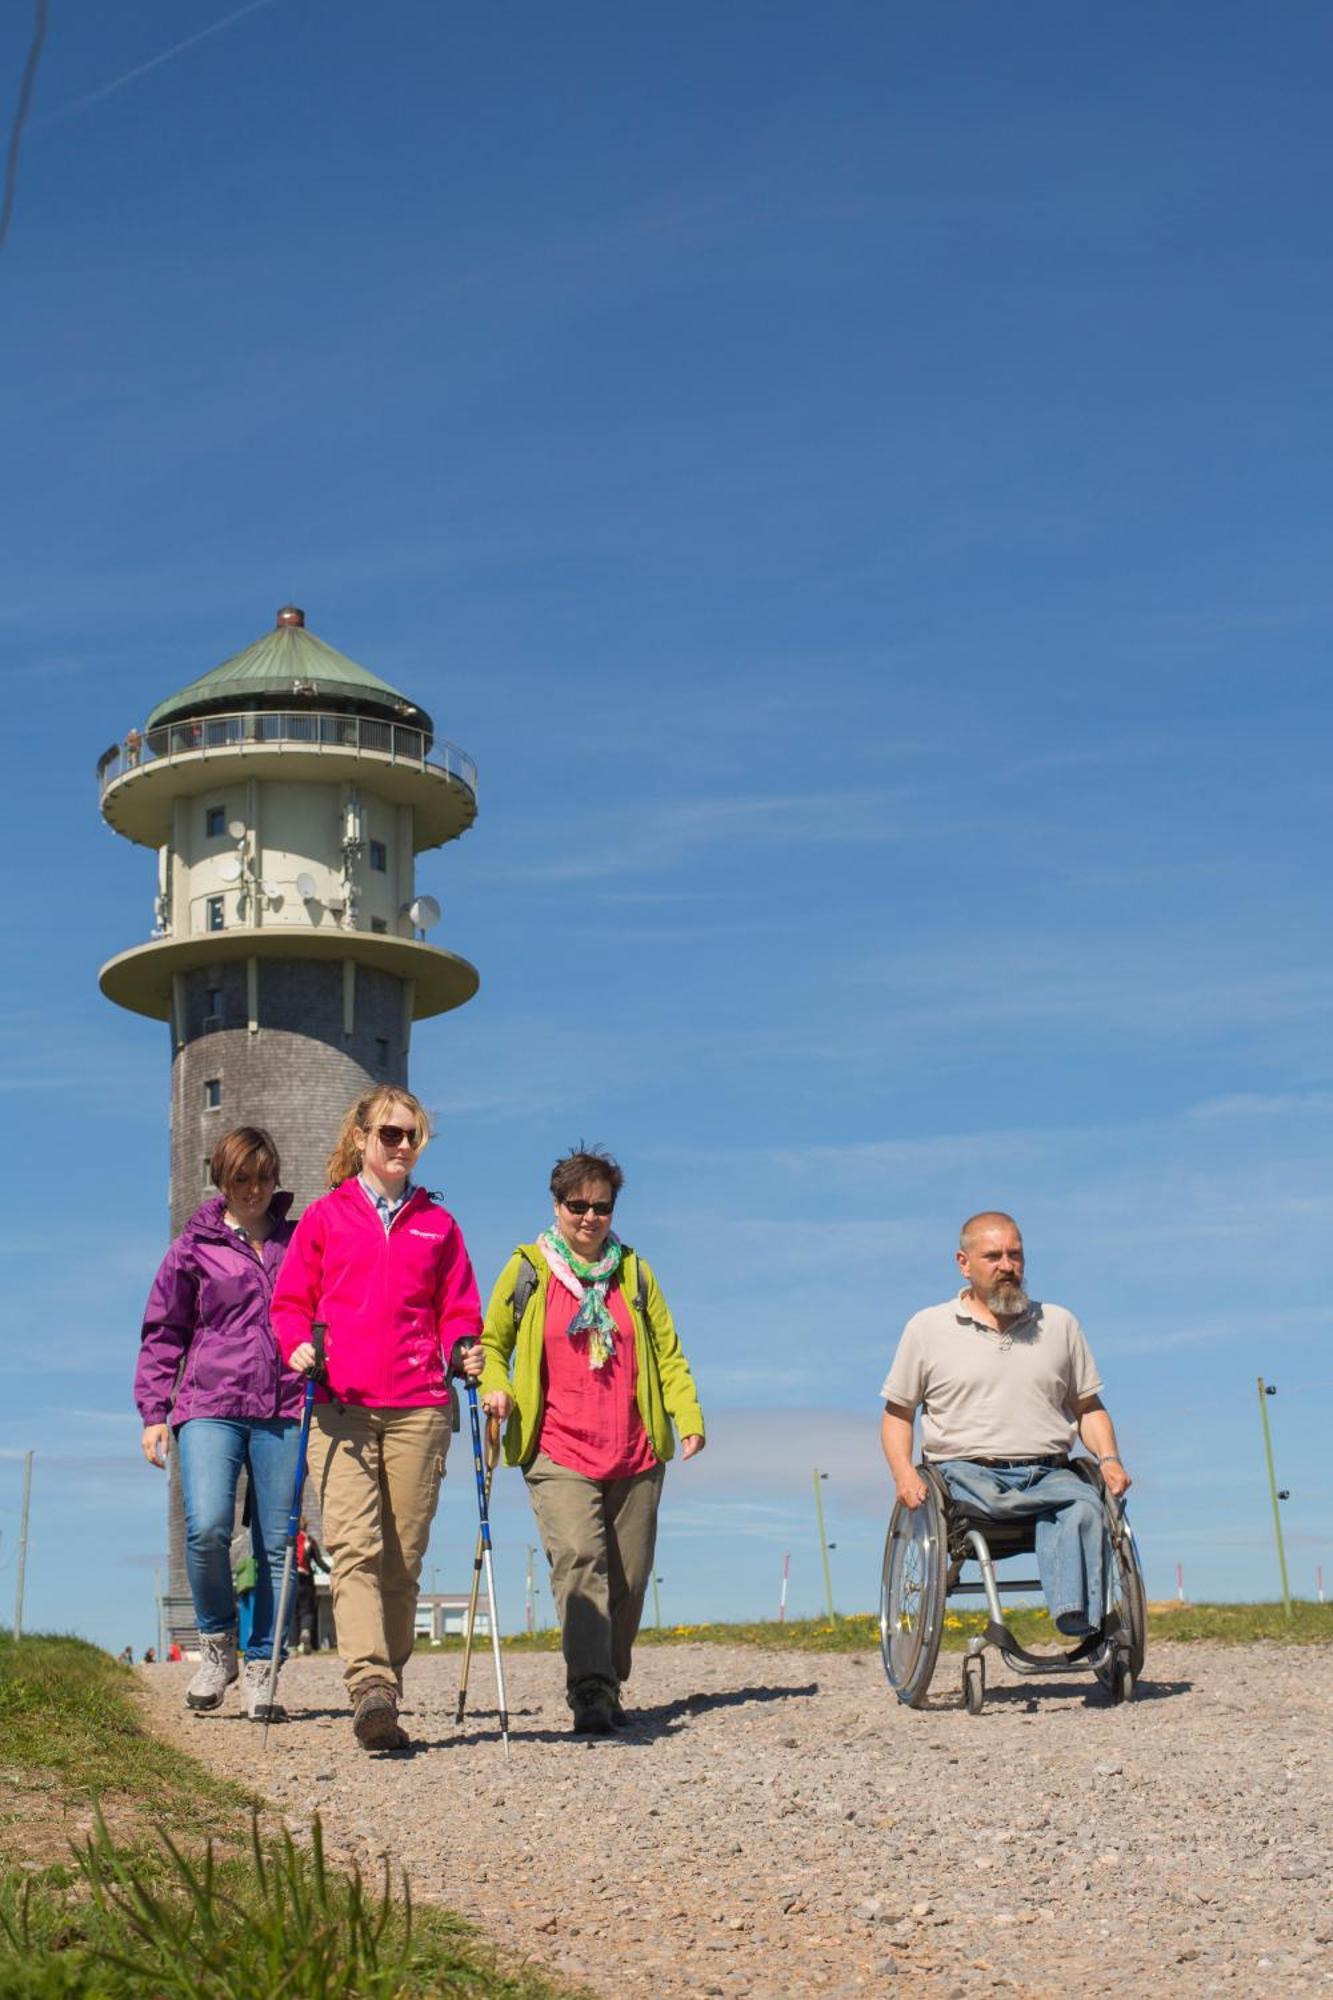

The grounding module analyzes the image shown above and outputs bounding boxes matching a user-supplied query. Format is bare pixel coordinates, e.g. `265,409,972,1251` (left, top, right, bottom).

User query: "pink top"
271,1179,482,1408
537,1274,658,1479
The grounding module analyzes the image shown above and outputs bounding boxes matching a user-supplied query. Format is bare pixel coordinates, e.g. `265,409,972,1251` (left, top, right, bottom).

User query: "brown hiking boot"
352,1680,408,1752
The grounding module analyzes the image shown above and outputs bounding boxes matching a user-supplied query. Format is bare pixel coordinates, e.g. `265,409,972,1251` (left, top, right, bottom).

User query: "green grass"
0,1634,576,2000
420,1600,1333,1656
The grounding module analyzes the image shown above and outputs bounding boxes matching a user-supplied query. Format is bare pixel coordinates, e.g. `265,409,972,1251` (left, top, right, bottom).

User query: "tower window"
203,1079,221,1109
205,805,226,838
205,896,225,932
370,917,387,934
375,1038,389,1069
369,839,387,872
203,1156,212,1189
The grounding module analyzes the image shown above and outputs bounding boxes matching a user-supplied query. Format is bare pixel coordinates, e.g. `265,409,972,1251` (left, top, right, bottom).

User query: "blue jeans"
176,1418,302,1660
936,1460,1106,1636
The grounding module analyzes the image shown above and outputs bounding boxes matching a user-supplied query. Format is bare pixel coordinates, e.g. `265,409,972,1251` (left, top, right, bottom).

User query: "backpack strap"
623,1245,648,1319
510,1253,539,1331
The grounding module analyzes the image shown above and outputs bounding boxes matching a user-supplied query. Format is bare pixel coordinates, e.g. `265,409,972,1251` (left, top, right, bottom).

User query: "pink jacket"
270,1179,482,1409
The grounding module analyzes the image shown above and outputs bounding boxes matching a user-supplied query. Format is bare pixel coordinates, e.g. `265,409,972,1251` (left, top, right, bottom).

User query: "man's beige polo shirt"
880,1292,1102,1461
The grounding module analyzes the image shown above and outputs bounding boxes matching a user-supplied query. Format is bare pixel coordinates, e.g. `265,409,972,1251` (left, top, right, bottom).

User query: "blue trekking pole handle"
466,1374,492,1553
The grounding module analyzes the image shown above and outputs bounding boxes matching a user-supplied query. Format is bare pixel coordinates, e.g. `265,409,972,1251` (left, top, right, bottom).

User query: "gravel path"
136,1642,1333,1997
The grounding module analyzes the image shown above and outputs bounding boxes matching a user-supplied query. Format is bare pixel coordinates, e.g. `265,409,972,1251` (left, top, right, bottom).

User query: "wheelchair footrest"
987,1621,1107,1674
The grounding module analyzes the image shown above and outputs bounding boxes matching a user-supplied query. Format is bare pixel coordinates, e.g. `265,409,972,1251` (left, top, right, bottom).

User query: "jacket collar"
186,1190,295,1244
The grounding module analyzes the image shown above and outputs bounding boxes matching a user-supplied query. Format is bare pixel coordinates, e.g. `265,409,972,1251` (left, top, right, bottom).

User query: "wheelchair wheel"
879,1473,947,1708
1108,1648,1135,1705
1074,1465,1147,1695
962,1653,985,1716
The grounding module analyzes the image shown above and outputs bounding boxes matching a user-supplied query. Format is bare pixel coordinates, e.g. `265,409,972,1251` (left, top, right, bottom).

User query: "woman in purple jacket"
134,1126,302,1721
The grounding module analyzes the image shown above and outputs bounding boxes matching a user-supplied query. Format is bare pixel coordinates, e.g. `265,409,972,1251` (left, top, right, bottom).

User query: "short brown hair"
549,1145,624,1207
210,1125,281,1193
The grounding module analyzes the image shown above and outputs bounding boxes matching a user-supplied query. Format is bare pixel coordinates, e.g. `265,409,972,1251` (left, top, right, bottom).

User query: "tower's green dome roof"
146,608,432,735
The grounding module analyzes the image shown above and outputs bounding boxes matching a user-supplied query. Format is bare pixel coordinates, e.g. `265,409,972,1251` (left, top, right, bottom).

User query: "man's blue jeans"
935,1460,1106,1637
176,1418,302,1660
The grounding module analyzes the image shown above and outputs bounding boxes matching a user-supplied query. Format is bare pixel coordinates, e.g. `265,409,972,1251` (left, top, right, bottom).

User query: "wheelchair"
879,1457,1146,1713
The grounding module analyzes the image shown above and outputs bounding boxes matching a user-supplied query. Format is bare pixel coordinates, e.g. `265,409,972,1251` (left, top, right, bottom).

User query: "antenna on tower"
406,895,441,937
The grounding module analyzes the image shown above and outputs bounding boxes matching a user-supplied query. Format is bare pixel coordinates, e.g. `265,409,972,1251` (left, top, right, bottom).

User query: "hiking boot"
243,1656,284,1723
609,1694,629,1729
185,1631,238,1712
571,1692,615,1735
352,1681,408,1752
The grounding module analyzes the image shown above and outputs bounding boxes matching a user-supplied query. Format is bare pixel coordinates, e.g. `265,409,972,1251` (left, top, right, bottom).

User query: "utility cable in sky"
33,0,278,132
0,0,49,256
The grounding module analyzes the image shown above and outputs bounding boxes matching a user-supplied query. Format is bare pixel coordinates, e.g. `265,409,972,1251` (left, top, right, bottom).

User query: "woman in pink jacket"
271,1085,483,1752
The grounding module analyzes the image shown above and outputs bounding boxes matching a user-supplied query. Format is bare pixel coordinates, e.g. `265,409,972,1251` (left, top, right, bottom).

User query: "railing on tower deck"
96,708,478,801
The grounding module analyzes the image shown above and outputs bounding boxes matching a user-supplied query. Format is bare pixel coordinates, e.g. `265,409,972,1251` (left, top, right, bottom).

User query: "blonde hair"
325,1086,432,1188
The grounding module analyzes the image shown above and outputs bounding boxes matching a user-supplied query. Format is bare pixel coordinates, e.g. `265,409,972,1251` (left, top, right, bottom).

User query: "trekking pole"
462,1354,510,1760
456,1409,501,1724
263,1324,327,1748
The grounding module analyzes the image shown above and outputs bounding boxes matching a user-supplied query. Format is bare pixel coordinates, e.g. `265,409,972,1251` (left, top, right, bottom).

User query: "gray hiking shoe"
352,1680,408,1752
243,1656,284,1723
185,1631,238,1711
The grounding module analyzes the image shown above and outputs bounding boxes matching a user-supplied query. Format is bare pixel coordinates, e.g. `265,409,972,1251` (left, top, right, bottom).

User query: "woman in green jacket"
480,1146,704,1735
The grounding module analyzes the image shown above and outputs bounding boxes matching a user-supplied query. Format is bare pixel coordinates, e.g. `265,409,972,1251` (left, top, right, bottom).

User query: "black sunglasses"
562,1198,614,1217
375,1124,420,1149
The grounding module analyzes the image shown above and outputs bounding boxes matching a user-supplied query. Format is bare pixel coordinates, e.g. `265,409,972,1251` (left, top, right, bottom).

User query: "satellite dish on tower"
217,855,242,883
261,880,280,899
296,872,317,900
227,818,246,840
408,895,441,930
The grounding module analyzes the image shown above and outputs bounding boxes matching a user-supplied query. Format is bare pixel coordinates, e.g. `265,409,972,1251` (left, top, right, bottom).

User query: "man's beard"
981,1277,1029,1317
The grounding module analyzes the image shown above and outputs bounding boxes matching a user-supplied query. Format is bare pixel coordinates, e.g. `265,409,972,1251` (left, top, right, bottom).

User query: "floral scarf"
538,1228,623,1370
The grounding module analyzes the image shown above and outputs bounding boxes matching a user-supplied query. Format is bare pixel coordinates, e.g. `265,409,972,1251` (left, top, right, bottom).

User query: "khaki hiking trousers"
307,1403,450,1701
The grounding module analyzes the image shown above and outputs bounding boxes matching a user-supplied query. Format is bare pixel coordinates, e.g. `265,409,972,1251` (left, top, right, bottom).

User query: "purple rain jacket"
133,1193,302,1427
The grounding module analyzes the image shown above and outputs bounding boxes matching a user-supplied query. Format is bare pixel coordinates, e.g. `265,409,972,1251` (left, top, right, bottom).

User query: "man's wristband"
1094,1454,1122,1466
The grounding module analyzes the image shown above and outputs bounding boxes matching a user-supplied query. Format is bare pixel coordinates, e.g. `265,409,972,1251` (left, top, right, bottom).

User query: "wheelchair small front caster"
962,1653,985,1715
1109,1647,1135,1705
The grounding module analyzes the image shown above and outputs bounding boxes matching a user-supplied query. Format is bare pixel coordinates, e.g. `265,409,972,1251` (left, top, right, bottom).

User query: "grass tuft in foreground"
0,1633,574,2000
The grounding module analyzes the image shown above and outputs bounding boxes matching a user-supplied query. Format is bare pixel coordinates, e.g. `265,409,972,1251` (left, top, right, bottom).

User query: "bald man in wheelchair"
880,1211,1130,1641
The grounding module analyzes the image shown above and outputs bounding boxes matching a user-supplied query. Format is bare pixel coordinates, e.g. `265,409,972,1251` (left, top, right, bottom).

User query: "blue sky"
1,1,1330,1651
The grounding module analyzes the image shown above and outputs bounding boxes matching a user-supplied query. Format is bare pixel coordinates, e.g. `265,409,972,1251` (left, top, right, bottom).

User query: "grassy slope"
0,1634,575,2000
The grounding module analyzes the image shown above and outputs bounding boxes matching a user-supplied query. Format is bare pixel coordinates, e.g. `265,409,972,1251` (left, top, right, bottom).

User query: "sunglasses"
375,1124,419,1149
562,1198,614,1217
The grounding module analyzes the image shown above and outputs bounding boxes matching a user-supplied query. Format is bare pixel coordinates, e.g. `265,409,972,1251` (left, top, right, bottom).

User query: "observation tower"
98,605,479,1639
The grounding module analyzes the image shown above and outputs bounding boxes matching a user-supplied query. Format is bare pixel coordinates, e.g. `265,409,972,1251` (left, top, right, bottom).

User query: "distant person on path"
294,1518,327,1653
880,1211,1130,1637
116,1646,133,1665
480,1146,705,1735
134,1127,302,1722
142,1647,157,1664
272,1086,484,1753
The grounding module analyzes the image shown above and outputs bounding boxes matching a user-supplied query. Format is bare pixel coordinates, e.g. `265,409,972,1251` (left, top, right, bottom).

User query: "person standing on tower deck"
479,1146,705,1735
134,1126,302,1721
271,1086,484,1753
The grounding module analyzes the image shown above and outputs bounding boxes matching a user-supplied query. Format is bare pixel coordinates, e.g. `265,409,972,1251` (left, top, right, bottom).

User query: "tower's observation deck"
97,607,479,1024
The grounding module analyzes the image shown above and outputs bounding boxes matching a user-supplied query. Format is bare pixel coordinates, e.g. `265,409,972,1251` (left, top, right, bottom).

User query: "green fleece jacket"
479,1242,705,1469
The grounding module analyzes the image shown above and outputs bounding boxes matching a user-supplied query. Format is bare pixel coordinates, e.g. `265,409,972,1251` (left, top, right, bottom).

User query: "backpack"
510,1249,647,1328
